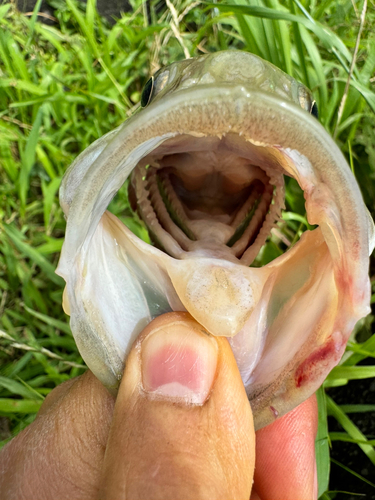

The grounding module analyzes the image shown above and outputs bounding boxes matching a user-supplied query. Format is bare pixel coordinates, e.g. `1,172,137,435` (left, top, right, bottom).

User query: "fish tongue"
165,257,270,337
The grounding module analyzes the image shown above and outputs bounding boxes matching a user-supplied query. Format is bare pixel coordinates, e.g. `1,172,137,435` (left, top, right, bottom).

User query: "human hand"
0,312,318,499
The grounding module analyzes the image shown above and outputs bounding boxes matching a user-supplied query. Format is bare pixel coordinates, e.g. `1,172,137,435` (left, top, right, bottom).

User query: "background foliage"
0,0,374,497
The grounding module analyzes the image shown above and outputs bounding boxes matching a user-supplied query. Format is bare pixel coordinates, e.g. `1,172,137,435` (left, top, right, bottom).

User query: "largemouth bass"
56,51,374,429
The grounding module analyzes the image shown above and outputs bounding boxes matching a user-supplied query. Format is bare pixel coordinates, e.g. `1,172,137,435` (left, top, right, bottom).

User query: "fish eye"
141,77,154,107
310,100,319,120
298,87,319,120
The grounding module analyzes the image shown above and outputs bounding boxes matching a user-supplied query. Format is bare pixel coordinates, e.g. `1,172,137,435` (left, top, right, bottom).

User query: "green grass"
0,0,375,497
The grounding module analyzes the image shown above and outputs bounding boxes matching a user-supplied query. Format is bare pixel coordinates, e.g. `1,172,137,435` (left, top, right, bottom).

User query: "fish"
56,50,375,429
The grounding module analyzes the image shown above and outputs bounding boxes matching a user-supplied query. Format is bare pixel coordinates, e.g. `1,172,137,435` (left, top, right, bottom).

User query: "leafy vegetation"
0,0,374,497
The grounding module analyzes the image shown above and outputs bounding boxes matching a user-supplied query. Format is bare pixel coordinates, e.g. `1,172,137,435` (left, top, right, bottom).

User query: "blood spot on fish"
270,406,279,419
335,267,353,293
351,238,361,260
295,338,341,388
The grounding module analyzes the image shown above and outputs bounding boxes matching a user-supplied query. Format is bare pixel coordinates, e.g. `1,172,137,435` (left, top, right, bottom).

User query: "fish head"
57,51,374,429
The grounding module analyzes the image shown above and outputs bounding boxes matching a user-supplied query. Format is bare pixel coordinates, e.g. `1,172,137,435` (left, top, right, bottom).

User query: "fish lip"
129,82,321,139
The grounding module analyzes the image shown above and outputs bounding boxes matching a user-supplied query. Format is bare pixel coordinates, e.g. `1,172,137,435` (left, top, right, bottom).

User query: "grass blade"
326,365,375,382
1,224,64,286
22,304,71,335
0,399,43,414
327,396,375,467
330,458,375,489
18,106,44,213
316,387,330,497
206,3,353,64
0,376,44,401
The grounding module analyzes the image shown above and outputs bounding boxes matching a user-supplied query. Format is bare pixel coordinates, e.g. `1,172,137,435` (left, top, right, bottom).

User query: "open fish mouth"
57,51,374,429
129,135,281,266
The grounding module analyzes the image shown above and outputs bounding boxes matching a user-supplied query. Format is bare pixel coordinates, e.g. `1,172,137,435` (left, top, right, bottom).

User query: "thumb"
100,312,255,500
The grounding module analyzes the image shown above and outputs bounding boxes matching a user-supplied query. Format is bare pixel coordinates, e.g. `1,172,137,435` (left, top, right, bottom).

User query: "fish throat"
130,134,285,265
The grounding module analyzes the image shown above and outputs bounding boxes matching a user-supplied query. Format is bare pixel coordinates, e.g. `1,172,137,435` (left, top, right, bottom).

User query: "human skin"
0,313,318,500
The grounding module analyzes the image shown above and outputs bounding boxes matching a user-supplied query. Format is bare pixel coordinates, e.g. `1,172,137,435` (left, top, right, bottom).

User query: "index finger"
252,394,318,500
